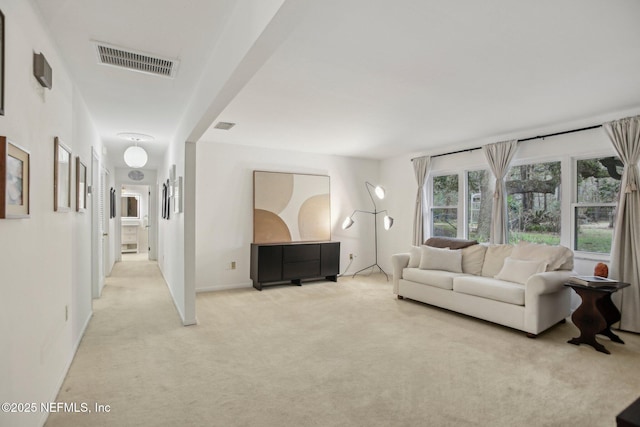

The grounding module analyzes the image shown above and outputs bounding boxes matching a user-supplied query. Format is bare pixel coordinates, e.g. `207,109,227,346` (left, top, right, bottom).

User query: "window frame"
570,154,620,258
503,158,563,245
429,172,462,238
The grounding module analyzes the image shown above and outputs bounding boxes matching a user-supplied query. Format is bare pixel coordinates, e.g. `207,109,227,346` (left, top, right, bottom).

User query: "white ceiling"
33,0,238,169
34,0,640,168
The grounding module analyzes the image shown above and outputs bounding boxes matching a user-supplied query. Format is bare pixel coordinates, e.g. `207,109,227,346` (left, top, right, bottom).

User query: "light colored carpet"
46,259,640,427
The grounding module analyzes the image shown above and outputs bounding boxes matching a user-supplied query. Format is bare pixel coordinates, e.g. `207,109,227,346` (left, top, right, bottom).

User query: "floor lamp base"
352,263,389,281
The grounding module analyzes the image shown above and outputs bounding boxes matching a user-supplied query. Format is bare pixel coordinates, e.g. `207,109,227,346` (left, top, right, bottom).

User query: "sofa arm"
525,270,574,297
391,253,410,294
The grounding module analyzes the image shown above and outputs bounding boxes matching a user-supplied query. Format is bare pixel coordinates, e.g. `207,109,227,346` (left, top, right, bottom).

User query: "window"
431,174,458,237
467,170,491,242
574,157,621,253
506,161,561,245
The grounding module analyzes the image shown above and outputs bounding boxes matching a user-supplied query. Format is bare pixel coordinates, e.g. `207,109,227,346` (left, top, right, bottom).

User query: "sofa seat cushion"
403,268,466,290
453,276,525,306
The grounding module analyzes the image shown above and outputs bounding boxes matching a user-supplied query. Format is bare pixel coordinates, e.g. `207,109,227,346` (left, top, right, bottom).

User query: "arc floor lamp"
342,182,394,280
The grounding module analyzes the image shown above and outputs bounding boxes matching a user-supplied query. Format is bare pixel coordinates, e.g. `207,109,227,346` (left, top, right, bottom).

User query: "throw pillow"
408,246,421,268
461,244,488,276
494,257,547,285
480,244,514,277
419,245,462,273
425,237,478,249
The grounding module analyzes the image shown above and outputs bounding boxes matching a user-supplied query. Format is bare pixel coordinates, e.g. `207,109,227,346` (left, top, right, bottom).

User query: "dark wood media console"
250,241,340,290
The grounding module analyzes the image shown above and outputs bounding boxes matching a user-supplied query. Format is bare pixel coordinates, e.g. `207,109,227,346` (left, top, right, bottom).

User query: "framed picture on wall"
165,179,171,219
0,10,5,116
0,136,30,218
173,176,182,214
253,170,331,243
161,183,166,219
76,157,87,213
110,188,116,218
54,137,72,212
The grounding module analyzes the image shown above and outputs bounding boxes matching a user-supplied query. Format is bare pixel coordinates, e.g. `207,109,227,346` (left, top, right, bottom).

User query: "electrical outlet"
65,305,68,321
231,261,236,270
349,253,354,260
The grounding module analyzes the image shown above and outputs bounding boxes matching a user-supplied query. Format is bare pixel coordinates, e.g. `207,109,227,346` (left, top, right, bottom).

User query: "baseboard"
157,264,196,326
40,310,93,427
163,276,187,323
196,282,252,293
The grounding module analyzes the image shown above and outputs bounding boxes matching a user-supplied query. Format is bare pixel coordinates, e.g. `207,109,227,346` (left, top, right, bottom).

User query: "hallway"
46,257,184,427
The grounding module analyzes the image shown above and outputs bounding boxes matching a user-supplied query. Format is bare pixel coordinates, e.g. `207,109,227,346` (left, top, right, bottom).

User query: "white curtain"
412,156,431,246
604,115,640,333
482,140,518,244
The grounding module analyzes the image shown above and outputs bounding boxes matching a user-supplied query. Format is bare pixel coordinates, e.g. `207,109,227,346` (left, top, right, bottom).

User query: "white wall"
70,92,101,351
0,1,102,426
195,142,380,291
159,0,299,326
379,125,620,276
158,137,191,323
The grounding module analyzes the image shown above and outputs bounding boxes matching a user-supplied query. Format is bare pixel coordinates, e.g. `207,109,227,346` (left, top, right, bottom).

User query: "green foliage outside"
508,232,560,245
576,227,614,254
433,222,457,237
430,158,620,252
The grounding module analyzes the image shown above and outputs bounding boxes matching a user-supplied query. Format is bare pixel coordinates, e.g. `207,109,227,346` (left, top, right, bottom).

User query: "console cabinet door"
256,245,282,282
321,242,340,276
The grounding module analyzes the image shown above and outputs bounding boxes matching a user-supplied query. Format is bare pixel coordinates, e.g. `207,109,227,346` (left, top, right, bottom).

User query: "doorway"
120,184,150,261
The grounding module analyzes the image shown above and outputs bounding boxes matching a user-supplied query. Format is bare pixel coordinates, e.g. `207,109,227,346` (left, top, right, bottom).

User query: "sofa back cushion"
481,244,514,277
510,241,573,271
419,245,463,273
461,244,487,276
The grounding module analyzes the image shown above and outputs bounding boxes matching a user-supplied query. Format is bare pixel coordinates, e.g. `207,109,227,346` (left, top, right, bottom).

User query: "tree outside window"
467,170,492,243
574,157,621,253
506,161,561,245
431,174,458,237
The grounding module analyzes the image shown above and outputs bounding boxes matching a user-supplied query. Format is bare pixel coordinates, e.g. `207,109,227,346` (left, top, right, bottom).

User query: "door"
101,167,110,291
91,148,104,298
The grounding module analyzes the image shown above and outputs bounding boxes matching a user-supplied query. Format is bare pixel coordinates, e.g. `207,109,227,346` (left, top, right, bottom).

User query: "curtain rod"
411,124,603,161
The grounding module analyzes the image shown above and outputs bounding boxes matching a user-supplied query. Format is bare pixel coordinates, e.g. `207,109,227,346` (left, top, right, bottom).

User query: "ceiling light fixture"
117,132,154,142
123,146,148,168
118,132,153,168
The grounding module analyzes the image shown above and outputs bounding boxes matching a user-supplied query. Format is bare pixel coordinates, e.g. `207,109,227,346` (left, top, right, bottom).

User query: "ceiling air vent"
214,122,236,130
94,42,179,78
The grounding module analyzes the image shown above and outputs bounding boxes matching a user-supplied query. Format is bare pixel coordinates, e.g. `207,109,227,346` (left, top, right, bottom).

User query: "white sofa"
392,238,575,336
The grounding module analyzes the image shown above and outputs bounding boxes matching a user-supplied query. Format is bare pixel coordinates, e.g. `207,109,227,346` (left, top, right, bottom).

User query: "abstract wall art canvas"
253,171,331,244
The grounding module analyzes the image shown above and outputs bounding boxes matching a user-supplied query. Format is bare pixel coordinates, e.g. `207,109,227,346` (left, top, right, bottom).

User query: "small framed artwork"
109,188,115,218
165,179,171,219
76,157,87,212
54,137,72,212
173,176,182,214
0,10,5,116
161,183,166,219
0,136,30,218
